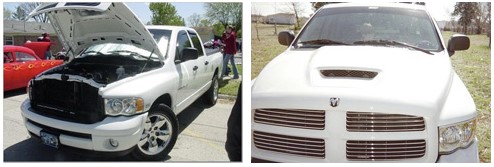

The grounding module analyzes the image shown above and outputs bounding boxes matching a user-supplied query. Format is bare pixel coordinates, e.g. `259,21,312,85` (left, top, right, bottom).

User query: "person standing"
221,25,239,79
40,32,53,60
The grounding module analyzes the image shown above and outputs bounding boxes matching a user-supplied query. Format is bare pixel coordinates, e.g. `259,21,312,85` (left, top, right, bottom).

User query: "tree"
4,7,12,20
473,2,490,34
212,22,225,37
20,2,48,23
311,2,342,11
199,18,212,27
149,2,185,26
452,2,480,34
252,5,261,41
188,13,202,27
204,3,242,31
487,3,491,46
11,6,27,21
283,2,307,29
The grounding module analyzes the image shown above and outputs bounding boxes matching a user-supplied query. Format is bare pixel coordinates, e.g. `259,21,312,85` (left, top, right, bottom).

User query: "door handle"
204,61,209,65
193,66,198,71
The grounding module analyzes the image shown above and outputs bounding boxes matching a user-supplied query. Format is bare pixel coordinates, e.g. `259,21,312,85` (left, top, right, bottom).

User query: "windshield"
296,6,442,51
78,43,160,60
148,29,172,59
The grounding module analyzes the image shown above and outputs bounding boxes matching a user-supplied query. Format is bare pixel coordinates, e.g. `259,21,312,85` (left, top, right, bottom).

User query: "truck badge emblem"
330,97,340,107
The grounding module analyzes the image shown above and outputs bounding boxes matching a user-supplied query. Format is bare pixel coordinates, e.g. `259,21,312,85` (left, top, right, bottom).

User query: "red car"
4,43,63,91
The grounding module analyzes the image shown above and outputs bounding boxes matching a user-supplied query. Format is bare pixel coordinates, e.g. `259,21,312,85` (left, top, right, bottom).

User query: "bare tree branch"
20,2,47,22
188,13,202,27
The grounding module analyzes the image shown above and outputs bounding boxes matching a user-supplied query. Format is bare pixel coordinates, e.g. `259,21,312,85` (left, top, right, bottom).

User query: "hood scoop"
320,70,378,79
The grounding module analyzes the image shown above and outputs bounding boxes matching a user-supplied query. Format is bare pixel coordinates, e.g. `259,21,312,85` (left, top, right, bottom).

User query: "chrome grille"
320,70,378,79
346,112,425,132
253,131,325,158
346,140,426,160
254,109,325,130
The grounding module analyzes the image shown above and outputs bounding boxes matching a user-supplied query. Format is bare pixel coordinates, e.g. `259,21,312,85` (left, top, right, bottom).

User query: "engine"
44,55,163,85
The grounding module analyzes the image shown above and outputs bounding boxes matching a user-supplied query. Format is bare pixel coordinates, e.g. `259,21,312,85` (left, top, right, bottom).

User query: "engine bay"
44,55,163,85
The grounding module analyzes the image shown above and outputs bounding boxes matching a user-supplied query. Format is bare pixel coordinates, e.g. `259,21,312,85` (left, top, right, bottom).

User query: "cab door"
174,30,199,106
187,30,213,92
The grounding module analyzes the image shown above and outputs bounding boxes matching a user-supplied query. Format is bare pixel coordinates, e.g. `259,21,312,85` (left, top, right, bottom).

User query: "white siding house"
266,13,296,25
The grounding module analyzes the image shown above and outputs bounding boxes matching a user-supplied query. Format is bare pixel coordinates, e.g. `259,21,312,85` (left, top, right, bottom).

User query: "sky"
252,2,457,21
3,2,206,26
1,2,472,24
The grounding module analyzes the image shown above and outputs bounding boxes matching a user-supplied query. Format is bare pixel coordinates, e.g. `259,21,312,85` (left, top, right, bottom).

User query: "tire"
132,104,178,161
204,74,219,106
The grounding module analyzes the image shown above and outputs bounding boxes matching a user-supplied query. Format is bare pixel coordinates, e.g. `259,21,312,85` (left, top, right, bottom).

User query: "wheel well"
152,94,172,109
214,67,219,77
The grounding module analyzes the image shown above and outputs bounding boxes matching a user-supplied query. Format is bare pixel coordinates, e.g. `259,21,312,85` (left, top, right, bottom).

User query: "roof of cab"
145,25,195,32
320,2,427,11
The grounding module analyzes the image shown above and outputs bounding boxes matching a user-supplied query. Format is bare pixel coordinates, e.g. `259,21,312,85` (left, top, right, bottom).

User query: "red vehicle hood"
23,42,50,59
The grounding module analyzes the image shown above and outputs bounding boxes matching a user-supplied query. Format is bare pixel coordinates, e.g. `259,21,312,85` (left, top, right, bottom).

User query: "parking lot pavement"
3,89,234,161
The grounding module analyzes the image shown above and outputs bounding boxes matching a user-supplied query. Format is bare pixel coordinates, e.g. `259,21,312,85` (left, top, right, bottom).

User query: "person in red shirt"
40,32,53,60
221,25,239,79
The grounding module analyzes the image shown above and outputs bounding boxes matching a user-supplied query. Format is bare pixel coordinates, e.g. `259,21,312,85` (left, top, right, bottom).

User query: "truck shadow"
3,99,209,162
177,99,208,133
4,88,27,98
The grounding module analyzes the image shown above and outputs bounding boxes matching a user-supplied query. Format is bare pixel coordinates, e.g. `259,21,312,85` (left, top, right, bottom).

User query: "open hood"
29,2,163,60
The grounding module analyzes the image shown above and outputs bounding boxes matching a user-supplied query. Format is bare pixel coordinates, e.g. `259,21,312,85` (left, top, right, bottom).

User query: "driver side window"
175,31,191,63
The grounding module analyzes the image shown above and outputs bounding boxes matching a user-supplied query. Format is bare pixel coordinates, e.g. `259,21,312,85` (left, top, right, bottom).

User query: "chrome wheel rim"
138,114,172,155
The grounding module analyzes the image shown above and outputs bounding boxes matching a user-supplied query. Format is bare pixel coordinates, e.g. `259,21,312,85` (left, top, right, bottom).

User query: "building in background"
266,13,296,25
3,20,62,53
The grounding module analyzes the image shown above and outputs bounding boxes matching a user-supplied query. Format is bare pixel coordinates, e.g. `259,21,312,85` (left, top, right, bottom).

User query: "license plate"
40,131,59,148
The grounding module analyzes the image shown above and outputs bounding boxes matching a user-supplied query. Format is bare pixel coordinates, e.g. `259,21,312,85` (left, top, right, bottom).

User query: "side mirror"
278,31,295,46
181,47,198,62
447,34,470,56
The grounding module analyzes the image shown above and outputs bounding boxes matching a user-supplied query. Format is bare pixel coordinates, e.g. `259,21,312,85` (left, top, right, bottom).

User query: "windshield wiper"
353,40,432,55
109,50,148,58
109,50,140,55
81,50,105,56
299,39,350,47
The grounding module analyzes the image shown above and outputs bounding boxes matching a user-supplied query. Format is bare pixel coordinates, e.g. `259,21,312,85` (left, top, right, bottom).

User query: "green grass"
443,31,491,163
251,24,293,79
251,24,491,162
218,64,242,96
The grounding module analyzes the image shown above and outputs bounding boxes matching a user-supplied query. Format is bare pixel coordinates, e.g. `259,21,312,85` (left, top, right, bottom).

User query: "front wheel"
204,74,219,106
132,104,178,161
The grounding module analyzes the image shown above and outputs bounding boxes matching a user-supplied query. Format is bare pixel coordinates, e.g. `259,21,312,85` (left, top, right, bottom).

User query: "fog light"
109,138,119,147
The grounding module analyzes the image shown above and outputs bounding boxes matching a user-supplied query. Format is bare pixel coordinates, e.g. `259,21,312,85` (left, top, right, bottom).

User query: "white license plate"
40,131,59,148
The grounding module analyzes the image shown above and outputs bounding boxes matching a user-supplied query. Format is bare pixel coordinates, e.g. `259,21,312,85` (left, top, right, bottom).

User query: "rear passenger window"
15,52,37,62
187,31,205,57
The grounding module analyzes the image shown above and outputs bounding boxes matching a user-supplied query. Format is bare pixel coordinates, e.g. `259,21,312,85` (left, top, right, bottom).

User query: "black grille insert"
30,79,105,124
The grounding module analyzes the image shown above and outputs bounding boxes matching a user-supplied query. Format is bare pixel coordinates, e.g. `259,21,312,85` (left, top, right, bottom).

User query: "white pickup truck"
251,3,478,162
21,2,222,160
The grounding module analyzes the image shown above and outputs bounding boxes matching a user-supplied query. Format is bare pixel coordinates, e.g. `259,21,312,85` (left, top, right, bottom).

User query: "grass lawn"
218,63,242,96
251,23,491,162
251,23,293,79
443,31,491,163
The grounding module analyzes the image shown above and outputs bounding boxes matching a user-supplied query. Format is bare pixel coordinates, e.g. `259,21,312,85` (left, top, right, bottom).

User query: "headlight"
439,118,476,154
105,97,144,116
